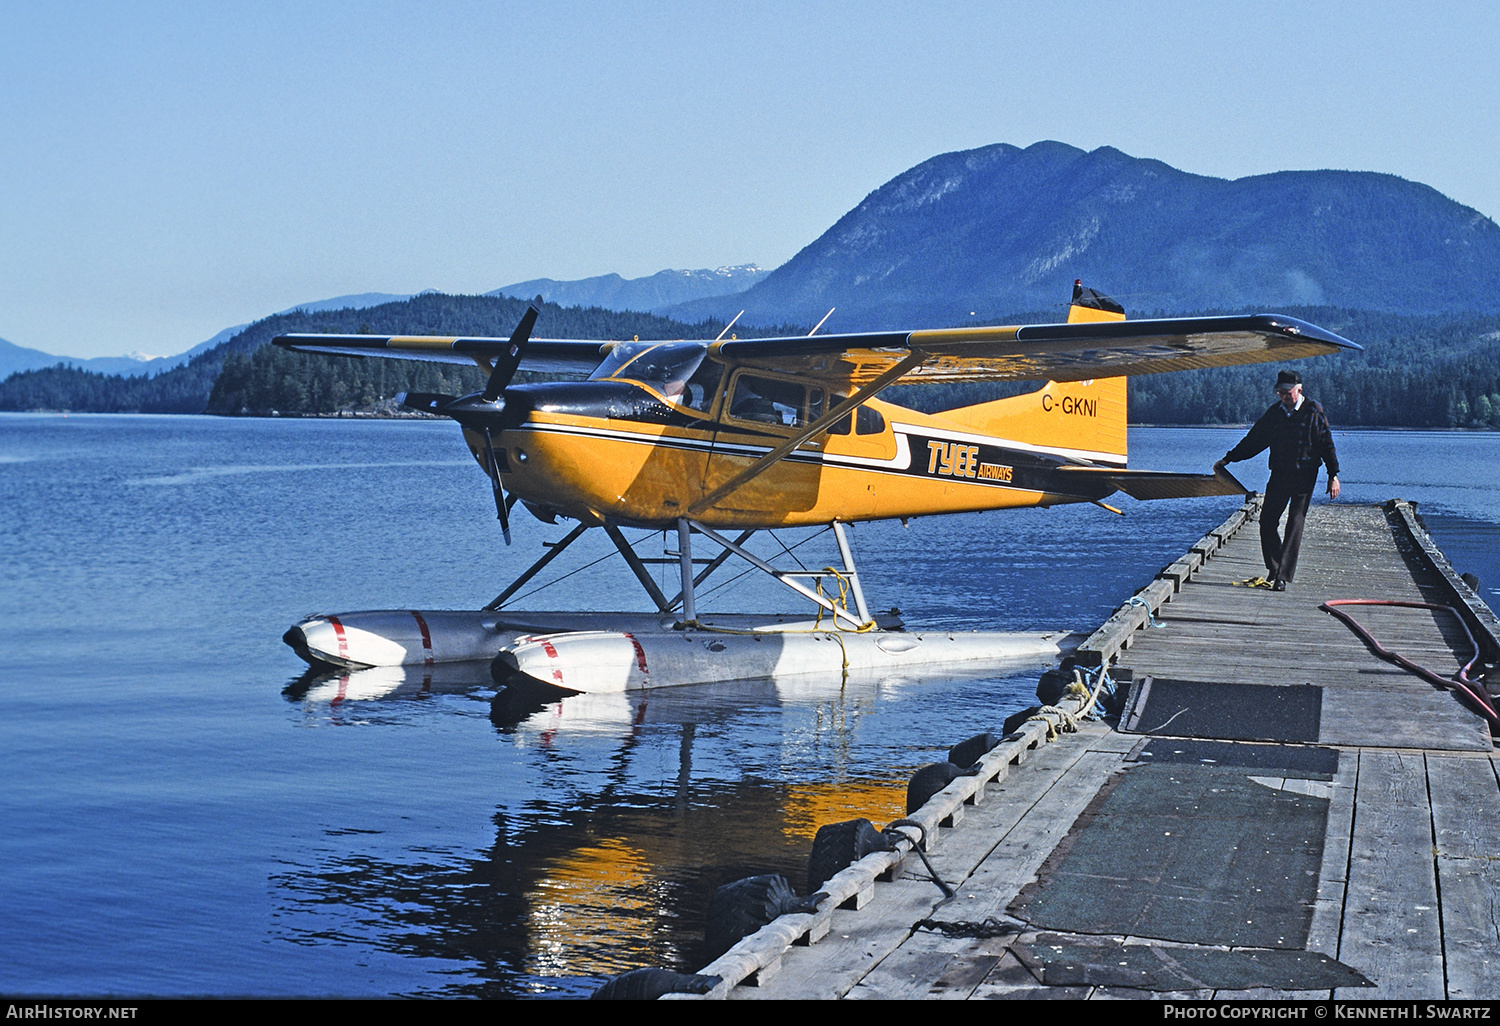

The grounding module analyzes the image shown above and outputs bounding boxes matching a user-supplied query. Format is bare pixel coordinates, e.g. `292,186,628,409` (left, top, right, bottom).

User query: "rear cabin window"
827,403,886,435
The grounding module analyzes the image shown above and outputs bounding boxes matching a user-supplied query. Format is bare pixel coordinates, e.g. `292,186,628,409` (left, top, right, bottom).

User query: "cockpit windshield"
588,342,722,414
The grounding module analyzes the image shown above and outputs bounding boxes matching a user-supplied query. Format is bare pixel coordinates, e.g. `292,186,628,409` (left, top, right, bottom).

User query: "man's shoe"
1271,580,1287,592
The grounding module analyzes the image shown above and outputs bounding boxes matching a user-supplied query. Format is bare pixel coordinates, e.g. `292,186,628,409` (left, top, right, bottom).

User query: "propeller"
477,302,540,544
482,427,514,544
400,303,541,546
482,303,539,401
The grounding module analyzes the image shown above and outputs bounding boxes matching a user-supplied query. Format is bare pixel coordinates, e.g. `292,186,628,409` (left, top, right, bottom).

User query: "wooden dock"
678,498,1500,1000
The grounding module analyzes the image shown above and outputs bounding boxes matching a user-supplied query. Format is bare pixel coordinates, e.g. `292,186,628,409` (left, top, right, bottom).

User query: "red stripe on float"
409,611,434,666
328,616,349,662
623,632,649,675
536,638,563,686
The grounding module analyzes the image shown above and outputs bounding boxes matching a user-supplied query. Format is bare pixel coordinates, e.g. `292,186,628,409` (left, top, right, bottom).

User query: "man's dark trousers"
1261,475,1315,583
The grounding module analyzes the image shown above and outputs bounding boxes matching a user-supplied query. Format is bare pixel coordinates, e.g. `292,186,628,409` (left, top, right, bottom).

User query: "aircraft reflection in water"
276,662,928,997
274,283,1358,693
285,656,1010,738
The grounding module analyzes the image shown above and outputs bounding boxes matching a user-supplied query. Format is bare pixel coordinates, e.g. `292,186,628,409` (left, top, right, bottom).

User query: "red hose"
1320,599,1498,724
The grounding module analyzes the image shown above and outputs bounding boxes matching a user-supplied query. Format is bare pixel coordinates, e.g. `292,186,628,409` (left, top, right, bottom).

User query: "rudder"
935,282,1128,464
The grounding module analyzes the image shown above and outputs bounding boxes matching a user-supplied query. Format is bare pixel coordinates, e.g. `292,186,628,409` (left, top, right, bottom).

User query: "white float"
494,625,1083,693
282,522,1083,693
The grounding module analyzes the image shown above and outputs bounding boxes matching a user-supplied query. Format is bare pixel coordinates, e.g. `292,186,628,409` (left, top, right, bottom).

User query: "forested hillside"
0,293,786,416
3,294,1496,428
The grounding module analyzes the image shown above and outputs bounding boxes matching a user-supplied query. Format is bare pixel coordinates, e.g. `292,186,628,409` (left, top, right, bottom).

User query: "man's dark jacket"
1223,398,1340,489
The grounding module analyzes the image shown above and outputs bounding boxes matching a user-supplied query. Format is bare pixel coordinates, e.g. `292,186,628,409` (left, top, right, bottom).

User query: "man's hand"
1327,474,1341,500
1213,460,1227,474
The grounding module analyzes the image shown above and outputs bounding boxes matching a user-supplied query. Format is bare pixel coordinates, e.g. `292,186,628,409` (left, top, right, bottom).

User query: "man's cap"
1275,370,1302,389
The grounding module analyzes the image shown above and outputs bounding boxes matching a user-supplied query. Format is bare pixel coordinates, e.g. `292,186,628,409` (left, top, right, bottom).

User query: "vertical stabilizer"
935,282,1129,464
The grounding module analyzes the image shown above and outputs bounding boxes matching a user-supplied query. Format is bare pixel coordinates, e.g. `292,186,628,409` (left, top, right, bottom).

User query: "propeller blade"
482,427,512,545
481,304,540,402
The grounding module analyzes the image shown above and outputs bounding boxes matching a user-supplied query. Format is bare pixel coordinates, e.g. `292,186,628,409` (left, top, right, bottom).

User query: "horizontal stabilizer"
1058,466,1249,501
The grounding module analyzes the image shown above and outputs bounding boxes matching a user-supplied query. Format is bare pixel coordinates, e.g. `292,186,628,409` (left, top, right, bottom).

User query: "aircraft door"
704,370,823,517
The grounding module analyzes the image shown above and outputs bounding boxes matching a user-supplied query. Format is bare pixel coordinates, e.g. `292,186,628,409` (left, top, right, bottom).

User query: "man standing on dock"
1214,370,1341,591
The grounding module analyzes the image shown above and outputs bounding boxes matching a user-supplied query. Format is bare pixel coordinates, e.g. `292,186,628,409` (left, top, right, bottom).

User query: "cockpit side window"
589,342,718,414
727,373,816,428
679,358,724,414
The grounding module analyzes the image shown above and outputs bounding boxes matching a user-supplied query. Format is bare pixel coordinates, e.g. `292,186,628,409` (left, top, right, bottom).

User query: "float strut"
666,526,756,614
677,519,696,622
832,521,872,624
688,521,866,629
483,523,590,610
602,523,674,614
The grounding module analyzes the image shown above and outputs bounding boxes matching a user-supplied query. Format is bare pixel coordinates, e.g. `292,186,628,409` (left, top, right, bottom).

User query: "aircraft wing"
272,333,611,374
713,314,1360,387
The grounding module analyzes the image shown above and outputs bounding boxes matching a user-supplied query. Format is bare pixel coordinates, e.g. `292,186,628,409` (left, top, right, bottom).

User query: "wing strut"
688,349,925,516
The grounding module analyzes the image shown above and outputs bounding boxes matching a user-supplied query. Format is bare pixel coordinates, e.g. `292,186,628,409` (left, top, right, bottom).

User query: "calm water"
1,414,1496,997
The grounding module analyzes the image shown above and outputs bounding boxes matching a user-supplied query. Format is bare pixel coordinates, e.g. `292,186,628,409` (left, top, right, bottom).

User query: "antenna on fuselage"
808,308,835,336
714,311,744,342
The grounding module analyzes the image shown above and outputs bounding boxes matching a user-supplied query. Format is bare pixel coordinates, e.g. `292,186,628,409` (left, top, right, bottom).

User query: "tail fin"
935,282,1128,464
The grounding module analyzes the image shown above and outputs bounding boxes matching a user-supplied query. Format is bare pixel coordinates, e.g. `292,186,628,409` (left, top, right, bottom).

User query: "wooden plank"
1335,750,1445,999
732,722,1110,1000
841,749,1124,999
926,750,1126,926
727,877,966,1001
1428,754,1500,1000
1390,501,1500,661
1320,687,1491,752
844,934,1001,1000
1309,749,1357,955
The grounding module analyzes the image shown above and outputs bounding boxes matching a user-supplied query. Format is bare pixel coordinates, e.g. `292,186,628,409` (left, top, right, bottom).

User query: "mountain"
278,291,416,314
661,141,1500,329
0,292,419,382
489,265,766,312
0,335,211,380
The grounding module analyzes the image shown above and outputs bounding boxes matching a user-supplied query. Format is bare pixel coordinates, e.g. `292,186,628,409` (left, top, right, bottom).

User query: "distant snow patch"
1023,218,1100,282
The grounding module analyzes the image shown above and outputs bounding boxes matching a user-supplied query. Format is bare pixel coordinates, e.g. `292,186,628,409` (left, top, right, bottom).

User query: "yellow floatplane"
274,283,1357,692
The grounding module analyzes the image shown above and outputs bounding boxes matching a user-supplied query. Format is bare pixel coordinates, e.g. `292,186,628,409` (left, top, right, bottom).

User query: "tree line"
0,293,795,417
2,297,1497,428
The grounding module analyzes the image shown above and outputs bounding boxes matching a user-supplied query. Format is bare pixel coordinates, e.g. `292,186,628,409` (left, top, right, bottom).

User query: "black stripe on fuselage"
511,417,1116,501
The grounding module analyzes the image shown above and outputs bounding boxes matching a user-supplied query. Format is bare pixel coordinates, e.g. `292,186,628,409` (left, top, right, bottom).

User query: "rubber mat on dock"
1012,934,1372,991
1130,738,1338,779
1121,677,1321,743
1010,758,1326,952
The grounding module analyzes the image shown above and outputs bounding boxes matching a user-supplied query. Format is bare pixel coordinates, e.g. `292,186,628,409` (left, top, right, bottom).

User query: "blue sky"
3,1,1497,359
